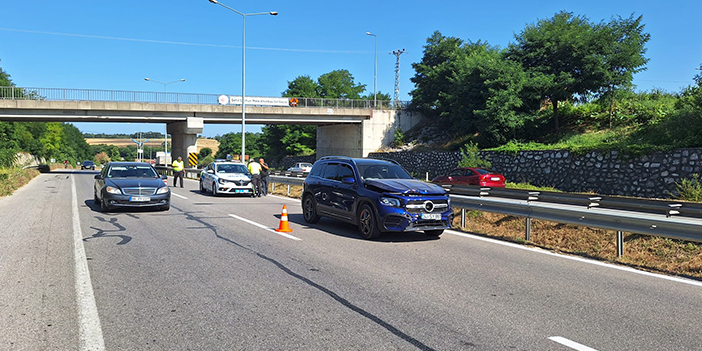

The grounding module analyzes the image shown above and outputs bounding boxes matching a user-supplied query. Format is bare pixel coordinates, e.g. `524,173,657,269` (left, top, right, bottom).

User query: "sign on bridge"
218,95,289,107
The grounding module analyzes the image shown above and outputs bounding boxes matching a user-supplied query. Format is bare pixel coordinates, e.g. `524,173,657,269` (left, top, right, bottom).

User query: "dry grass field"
86,138,219,155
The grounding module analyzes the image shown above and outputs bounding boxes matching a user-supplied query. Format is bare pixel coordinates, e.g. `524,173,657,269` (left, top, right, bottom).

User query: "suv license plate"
421,213,441,220
130,196,150,202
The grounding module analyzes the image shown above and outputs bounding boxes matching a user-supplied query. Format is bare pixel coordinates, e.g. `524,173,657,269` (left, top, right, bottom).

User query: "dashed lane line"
548,336,599,351
228,213,302,241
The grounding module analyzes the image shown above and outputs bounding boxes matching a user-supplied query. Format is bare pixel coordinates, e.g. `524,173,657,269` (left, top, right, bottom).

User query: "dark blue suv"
301,156,453,239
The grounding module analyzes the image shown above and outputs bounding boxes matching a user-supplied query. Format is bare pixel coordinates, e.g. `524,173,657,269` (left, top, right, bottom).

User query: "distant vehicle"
199,161,254,196
287,162,313,172
81,160,96,170
93,162,170,212
302,156,452,239
431,167,506,187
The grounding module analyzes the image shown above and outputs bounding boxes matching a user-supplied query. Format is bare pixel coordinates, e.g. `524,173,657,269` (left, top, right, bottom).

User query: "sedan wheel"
200,180,207,193
100,196,109,212
212,183,219,196
302,195,320,224
358,204,381,239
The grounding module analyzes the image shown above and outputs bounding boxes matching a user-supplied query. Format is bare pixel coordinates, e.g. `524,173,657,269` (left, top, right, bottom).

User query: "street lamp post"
208,0,277,163
366,32,377,108
144,78,185,165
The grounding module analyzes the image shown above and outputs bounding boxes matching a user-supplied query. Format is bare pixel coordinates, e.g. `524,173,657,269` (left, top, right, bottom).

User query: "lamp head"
270,11,278,15
180,79,186,81
208,0,218,3
144,78,150,81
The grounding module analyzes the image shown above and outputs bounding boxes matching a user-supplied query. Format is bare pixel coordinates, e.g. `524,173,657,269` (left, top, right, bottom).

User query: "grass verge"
0,167,40,197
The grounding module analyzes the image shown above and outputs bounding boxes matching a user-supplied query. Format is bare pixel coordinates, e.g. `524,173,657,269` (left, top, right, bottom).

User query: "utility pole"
391,49,406,106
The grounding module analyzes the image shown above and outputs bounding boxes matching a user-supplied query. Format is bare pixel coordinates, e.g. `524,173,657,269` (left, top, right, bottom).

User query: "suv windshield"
357,162,413,180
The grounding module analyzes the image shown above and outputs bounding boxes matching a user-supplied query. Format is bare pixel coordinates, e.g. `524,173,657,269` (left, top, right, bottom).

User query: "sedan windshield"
107,165,159,178
216,164,248,174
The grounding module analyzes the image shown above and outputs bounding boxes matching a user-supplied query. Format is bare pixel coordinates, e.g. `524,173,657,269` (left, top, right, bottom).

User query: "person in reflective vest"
248,159,263,197
172,156,185,188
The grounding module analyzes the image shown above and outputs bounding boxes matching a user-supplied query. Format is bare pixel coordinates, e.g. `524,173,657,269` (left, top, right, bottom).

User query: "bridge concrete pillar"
316,110,423,158
167,117,203,163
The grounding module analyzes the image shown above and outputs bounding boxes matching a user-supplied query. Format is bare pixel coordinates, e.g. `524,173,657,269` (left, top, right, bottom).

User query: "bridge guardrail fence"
0,86,408,110
263,173,702,256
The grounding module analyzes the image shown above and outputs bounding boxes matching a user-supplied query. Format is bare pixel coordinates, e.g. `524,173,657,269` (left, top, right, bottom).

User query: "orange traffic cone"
275,205,293,232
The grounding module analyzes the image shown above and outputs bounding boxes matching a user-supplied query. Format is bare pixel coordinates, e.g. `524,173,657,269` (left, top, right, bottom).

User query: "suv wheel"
358,204,381,239
424,229,444,237
302,195,320,223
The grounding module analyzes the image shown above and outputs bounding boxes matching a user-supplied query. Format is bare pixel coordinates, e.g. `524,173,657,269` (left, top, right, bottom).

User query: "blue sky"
1,0,700,137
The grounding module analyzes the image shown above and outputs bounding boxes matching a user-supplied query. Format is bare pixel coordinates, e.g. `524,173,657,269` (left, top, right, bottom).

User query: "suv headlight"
106,186,121,194
379,197,401,207
156,187,170,194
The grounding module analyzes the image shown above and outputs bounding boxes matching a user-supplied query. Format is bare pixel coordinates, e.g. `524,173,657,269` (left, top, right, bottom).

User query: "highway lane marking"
71,177,106,350
548,336,599,351
228,214,302,241
446,229,702,288
171,192,188,200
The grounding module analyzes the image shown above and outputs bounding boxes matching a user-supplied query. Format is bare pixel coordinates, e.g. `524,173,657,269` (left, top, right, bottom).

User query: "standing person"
172,156,185,188
259,158,269,196
64,159,69,169
248,159,263,197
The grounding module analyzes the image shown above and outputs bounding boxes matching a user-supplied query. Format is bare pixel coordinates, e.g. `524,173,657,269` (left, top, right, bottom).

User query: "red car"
431,167,506,187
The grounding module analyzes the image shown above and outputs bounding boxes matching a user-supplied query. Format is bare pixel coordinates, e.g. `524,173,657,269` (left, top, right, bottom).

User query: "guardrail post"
617,231,624,257
271,182,275,192
461,208,466,228
287,184,291,196
525,218,532,241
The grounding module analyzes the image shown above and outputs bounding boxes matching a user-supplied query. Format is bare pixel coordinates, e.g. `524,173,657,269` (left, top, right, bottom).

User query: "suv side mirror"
94,174,103,180
341,177,356,185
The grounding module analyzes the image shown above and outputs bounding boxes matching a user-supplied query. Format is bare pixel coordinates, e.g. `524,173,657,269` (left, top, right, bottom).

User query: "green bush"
676,174,702,202
458,142,491,168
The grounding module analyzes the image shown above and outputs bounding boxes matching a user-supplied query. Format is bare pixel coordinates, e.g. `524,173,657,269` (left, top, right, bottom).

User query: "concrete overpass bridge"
0,87,422,160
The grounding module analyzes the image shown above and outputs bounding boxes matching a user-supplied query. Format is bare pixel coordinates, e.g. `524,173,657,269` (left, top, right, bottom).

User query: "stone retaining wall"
368,148,702,199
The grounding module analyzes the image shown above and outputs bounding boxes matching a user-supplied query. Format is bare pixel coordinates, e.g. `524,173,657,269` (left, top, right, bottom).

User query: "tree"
506,11,650,132
198,147,213,159
316,69,366,99
214,132,263,160
282,75,319,98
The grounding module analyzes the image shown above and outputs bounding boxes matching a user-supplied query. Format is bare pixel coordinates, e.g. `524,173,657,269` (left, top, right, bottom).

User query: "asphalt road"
1,170,701,351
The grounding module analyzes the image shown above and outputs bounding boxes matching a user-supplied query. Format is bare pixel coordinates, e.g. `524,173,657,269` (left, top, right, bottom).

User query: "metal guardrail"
0,86,409,110
263,175,702,255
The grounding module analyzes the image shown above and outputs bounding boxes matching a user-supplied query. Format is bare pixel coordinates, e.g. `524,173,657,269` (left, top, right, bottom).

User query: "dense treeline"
408,11,702,152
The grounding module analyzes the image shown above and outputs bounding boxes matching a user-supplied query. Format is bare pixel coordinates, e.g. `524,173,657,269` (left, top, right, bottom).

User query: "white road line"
228,214,302,241
548,336,599,351
447,229,702,288
171,192,188,200
268,194,301,202
71,177,106,350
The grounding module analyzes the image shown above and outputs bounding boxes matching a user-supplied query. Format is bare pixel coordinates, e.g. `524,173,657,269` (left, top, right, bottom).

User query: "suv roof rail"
319,156,355,161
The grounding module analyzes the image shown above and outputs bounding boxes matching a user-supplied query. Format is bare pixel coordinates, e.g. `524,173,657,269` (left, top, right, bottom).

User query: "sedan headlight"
379,197,402,207
218,178,226,184
156,187,170,194
105,186,121,195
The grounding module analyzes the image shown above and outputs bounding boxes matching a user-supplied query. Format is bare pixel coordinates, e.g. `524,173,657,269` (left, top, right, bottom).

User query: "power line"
0,27,370,54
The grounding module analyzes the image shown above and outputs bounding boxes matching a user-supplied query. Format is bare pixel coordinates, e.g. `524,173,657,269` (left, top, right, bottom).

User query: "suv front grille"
405,199,449,213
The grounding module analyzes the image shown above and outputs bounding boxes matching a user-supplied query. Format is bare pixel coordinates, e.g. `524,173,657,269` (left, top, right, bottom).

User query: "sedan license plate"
235,189,248,193
421,213,441,220
130,196,150,202
490,177,501,181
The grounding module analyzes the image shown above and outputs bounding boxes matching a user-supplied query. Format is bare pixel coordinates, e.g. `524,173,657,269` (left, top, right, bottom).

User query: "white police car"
199,161,254,196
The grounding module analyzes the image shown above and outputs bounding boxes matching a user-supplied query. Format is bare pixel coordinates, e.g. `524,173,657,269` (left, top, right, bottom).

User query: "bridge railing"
0,86,409,110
